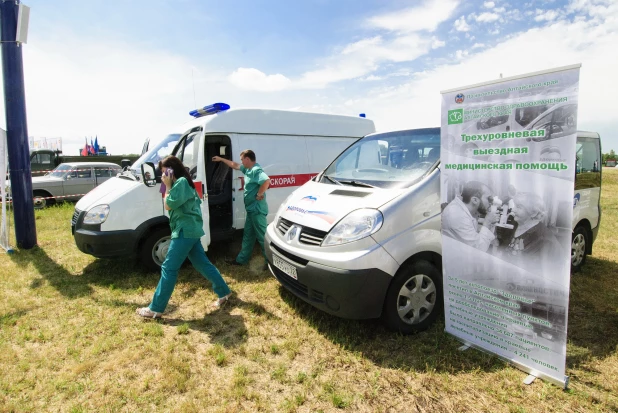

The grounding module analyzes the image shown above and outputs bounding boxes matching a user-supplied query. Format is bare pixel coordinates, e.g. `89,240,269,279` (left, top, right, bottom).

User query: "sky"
1,0,616,156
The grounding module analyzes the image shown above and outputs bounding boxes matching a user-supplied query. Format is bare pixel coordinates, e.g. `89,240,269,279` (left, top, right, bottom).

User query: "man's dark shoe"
225,259,243,266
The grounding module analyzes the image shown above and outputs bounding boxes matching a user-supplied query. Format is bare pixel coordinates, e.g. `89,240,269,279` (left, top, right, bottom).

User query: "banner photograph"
440,65,581,387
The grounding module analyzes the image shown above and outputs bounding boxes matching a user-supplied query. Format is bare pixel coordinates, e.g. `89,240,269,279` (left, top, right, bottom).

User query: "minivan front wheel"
383,260,442,334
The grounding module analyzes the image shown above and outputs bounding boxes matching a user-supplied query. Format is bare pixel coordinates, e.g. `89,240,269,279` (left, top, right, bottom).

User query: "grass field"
1,170,617,412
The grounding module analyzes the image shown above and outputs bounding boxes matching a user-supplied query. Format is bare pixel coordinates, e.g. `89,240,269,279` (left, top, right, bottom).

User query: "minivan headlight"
322,209,383,247
83,205,110,224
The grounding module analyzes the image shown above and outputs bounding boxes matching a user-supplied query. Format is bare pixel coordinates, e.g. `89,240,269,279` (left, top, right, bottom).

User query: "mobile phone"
164,169,174,177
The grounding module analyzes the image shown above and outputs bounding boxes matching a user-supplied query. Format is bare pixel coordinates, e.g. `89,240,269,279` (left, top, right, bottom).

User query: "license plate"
273,254,297,280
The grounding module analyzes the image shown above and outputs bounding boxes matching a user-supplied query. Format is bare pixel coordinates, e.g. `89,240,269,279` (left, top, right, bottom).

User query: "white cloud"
454,50,469,59
8,34,208,156
368,0,460,32
431,37,446,49
228,2,462,90
334,5,618,151
475,12,500,22
227,68,291,92
12,0,618,156
484,1,496,8
296,34,433,88
360,75,383,81
535,9,561,21
454,16,471,32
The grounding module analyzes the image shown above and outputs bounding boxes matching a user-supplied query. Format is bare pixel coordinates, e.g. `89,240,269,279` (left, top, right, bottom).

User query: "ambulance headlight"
322,209,383,247
83,205,110,224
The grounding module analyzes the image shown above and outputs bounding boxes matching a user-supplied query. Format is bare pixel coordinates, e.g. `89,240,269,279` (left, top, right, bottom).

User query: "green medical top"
165,177,205,239
240,163,269,215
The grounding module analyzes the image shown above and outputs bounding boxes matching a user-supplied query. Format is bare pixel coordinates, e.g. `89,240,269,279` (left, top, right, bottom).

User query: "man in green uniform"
212,149,270,268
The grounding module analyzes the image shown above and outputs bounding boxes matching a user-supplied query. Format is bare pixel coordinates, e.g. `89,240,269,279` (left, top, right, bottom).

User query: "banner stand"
440,64,581,389
455,338,569,388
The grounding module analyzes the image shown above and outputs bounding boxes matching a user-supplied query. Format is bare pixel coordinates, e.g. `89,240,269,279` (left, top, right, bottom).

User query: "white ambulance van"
265,128,601,334
72,104,375,270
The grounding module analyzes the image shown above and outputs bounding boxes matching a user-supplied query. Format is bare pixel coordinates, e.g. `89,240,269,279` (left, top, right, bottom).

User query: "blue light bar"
189,102,231,118
359,113,366,118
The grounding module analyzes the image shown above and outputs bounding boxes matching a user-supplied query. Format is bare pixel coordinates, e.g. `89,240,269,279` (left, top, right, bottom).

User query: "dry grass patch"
0,171,617,412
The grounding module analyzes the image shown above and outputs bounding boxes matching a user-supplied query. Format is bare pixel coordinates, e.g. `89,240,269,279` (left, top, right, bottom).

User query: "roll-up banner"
440,64,581,388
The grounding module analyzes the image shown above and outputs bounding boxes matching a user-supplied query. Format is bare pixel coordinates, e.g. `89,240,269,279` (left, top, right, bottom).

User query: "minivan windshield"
320,128,440,189
130,133,182,174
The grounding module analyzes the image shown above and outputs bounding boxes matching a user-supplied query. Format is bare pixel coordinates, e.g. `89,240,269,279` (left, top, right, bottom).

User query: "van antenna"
191,67,197,108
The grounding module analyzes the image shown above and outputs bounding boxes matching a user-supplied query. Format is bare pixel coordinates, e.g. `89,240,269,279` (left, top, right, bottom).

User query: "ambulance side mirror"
141,162,157,187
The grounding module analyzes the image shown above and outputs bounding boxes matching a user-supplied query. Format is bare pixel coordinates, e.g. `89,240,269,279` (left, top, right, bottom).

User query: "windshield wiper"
338,180,375,188
323,175,343,186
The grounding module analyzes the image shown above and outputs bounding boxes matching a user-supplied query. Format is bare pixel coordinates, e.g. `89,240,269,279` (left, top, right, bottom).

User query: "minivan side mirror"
141,162,157,187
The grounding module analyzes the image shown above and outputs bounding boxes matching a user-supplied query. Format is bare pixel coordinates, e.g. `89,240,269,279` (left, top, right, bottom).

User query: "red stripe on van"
194,181,203,199
238,173,317,191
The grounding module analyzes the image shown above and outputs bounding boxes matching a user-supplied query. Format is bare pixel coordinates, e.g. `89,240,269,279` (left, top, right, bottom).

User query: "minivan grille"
277,217,293,236
299,227,328,246
276,217,328,246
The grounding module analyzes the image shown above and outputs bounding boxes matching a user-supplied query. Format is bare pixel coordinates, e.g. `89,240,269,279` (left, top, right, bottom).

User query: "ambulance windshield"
130,133,182,175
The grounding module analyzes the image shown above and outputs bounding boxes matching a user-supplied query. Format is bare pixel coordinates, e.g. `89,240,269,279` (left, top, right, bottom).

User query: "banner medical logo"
455,93,465,104
448,109,463,125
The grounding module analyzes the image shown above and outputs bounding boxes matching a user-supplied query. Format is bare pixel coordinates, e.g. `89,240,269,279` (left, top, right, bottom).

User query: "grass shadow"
278,254,618,375
9,246,96,299
156,297,277,348
566,256,618,367
0,309,30,327
8,244,162,299
277,287,505,374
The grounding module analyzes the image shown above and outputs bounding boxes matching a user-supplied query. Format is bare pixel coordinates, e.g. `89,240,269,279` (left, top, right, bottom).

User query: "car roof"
178,108,376,138
59,162,120,167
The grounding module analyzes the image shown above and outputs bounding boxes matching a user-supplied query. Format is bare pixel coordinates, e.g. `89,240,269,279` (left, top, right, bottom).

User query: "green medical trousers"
150,231,230,313
236,211,267,265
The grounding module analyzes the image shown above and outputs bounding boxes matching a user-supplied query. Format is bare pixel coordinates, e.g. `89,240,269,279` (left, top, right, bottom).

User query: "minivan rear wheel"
571,225,588,273
383,260,442,334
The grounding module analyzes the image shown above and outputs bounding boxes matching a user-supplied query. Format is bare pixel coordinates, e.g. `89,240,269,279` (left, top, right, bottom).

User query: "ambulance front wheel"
382,260,442,334
140,227,172,272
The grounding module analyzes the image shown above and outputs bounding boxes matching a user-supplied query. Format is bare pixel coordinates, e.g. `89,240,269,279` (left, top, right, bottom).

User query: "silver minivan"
265,128,443,334
265,128,601,334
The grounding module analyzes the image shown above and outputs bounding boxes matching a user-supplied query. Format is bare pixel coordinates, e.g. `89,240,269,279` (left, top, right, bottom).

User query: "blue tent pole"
1,0,36,249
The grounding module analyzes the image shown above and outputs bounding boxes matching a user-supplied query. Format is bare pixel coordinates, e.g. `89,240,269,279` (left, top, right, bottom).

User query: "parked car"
31,162,122,208
29,149,139,177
